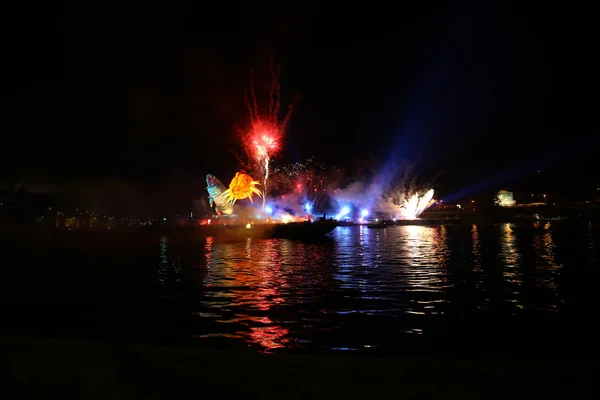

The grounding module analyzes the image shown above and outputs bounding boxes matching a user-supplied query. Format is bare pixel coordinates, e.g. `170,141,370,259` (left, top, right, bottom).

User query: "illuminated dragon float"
206,171,262,215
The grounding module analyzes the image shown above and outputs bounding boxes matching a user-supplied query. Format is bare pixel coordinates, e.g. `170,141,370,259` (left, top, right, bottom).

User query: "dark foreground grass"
1,336,596,399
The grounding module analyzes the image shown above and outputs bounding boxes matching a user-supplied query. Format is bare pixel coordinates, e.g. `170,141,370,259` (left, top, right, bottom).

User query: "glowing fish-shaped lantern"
206,174,234,215
222,170,262,205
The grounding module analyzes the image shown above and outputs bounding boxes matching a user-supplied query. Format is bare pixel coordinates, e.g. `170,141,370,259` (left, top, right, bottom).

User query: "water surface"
2,223,599,356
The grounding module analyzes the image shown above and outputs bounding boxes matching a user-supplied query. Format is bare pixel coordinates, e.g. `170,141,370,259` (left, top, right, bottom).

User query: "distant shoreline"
1,202,599,238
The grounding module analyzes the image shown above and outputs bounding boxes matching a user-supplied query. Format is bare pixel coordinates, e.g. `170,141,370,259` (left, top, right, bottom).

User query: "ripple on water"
2,223,597,355
140,224,600,353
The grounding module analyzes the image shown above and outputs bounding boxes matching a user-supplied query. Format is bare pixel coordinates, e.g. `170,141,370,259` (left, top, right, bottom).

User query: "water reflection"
153,223,600,353
202,238,292,351
204,236,214,264
402,226,449,292
532,231,562,296
470,224,484,291
157,236,181,289
329,225,451,327
501,224,520,267
405,225,428,261
332,227,357,288
357,225,369,267
500,224,522,309
433,225,449,268
471,224,482,272
158,236,168,284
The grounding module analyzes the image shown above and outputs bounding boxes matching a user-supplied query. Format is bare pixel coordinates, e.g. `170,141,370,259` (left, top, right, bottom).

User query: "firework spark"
243,65,297,209
269,158,334,212
398,189,436,220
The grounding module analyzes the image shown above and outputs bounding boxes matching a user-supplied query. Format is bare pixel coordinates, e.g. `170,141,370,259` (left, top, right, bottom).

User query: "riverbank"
0,336,595,399
423,202,600,221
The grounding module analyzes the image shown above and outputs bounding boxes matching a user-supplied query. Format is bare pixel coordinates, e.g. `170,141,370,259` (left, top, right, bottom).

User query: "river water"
2,223,599,356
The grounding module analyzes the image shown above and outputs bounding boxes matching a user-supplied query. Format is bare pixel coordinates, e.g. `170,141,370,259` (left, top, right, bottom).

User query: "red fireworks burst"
243,64,296,165
240,63,298,208
246,120,280,161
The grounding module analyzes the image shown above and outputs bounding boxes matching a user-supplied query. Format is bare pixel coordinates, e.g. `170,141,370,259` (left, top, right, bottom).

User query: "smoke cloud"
202,160,437,221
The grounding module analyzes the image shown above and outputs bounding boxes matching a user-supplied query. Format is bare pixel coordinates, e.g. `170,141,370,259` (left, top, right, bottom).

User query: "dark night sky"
1,2,598,212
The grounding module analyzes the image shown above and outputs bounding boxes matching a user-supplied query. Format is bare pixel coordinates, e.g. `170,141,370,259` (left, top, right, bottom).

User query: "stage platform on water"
200,219,338,240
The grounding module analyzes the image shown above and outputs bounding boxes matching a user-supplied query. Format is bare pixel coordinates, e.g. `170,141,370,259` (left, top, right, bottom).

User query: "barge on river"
202,219,338,241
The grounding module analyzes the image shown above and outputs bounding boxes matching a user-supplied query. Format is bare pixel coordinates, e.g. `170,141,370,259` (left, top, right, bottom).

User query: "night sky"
1,2,598,212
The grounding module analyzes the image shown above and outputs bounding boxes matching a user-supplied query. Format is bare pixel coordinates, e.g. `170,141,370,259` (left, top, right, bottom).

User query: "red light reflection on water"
203,238,290,351
248,317,288,350
205,236,214,260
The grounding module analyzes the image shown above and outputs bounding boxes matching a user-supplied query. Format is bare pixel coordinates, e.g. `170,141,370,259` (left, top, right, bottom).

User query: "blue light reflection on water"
2,223,600,355
157,223,600,353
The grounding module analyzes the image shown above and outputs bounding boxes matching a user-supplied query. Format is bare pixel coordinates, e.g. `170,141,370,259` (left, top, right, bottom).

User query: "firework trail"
399,189,436,219
243,64,298,209
382,180,436,219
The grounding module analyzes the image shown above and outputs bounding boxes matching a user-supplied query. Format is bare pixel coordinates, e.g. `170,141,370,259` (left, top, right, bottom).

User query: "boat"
336,220,355,226
270,219,338,239
515,214,565,222
202,219,338,241
367,222,387,229
393,219,461,226
509,221,552,233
